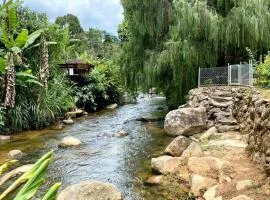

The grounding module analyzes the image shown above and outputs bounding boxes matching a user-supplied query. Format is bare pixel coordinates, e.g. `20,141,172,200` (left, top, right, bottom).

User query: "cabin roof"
59,59,94,69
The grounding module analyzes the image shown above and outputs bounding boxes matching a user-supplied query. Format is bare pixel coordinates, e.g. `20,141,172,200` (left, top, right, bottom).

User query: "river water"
0,97,187,199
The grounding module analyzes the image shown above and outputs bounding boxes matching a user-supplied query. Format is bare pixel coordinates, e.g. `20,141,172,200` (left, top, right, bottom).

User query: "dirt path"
197,131,269,200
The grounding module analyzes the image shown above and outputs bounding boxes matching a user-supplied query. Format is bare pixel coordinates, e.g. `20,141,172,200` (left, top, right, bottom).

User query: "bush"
75,60,123,112
255,55,270,88
6,74,74,132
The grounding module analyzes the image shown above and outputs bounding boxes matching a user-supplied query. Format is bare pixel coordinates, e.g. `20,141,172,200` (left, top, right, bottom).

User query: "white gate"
199,61,253,87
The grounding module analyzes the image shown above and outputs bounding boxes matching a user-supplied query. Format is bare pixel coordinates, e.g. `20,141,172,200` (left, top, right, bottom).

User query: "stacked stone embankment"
149,86,269,200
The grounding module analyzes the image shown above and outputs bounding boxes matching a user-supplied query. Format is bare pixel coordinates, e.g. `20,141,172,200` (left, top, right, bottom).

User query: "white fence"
198,61,253,87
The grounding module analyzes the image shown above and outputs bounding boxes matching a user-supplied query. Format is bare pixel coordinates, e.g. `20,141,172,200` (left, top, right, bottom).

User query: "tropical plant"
0,151,61,200
0,0,43,109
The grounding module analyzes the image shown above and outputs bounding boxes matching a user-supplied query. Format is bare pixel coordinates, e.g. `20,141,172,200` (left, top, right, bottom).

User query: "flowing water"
0,97,187,199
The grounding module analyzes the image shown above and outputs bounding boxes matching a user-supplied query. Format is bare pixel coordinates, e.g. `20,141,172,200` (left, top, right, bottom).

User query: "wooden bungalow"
59,59,94,76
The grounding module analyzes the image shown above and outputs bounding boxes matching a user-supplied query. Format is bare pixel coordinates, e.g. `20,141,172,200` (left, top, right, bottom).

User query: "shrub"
255,55,270,88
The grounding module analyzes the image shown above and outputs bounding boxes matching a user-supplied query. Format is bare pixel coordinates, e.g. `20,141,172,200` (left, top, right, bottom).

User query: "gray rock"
200,127,218,141
181,142,203,160
63,118,74,125
203,185,218,200
145,175,164,185
106,104,118,109
236,180,254,191
8,150,23,159
57,181,123,200
164,107,207,136
112,130,129,138
190,174,217,197
0,135,10,141
151,156,183,174
217,125,239,133
165,136,192,157
58,136,82,148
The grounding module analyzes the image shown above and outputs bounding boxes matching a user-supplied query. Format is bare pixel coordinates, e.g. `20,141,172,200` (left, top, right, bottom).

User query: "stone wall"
187,86,270,174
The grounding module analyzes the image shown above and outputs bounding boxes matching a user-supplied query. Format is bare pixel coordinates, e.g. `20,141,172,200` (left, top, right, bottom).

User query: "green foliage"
255,55,270,88
55,14,83,35
75,60,122,111
120,0,270,107
0,160,17,175
0,152,61,200
42,182,62,200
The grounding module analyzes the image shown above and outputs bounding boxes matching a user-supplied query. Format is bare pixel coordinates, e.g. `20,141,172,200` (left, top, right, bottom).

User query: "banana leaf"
14,158,51,200
0,151,53,200
0,160,18,175
42,182,62,200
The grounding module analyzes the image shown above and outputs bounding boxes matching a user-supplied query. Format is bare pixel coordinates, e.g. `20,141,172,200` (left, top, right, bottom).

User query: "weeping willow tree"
120,0,270,107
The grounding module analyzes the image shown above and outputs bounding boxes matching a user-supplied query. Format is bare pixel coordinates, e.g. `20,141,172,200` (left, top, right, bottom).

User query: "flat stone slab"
208,139,247,148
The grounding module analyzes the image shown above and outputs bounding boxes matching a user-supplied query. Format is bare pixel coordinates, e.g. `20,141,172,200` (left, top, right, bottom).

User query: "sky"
23,0,124,35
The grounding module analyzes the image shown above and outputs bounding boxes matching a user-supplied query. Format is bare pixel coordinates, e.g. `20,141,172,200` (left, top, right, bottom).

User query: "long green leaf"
23,29,44,50
0,57,6,73
14,158,51,200
42,182,62,200
15,29,29,48
0,160,18,175
0,151,53,200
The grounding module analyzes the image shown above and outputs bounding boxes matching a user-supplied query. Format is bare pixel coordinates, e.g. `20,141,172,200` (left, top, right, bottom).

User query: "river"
0,97,187,200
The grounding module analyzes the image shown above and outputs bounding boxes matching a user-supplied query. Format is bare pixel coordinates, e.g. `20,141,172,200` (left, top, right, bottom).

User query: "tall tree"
120,0,270,107
55,14,83,35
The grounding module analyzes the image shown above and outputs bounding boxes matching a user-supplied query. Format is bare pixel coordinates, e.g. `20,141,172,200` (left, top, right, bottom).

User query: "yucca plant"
0,151,61,200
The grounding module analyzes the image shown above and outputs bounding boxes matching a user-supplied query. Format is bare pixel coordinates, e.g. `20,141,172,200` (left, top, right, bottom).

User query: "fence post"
198,67,201,88
228,63,231,86
249,60,253,86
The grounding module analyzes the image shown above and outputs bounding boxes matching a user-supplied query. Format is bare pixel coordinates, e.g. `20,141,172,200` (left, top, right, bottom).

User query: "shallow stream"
0,97,187,200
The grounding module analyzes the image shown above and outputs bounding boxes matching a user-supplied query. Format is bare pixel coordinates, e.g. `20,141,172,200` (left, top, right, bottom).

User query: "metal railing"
198,61,253,87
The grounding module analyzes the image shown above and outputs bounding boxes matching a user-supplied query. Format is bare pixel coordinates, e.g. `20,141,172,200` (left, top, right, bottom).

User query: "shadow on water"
0,97,187,199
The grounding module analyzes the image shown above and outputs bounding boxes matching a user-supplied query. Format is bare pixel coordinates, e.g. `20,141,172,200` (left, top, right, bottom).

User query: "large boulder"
165,136,192,157
57,181,123,200
58,137,82,148
164,107,207,136
151,156,183,174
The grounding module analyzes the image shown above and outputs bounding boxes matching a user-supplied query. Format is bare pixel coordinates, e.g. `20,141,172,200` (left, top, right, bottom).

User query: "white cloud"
23,0,124,34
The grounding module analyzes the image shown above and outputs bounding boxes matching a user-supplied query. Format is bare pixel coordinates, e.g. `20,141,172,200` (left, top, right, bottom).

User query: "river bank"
151,86,270,200
0,97,189,199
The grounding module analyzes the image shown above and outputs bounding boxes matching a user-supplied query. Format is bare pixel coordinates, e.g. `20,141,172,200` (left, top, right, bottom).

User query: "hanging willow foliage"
120,0,270,107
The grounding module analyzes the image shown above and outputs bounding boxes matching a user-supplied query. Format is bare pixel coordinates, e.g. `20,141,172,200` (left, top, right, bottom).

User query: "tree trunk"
4,53,15,109
40,36,49,89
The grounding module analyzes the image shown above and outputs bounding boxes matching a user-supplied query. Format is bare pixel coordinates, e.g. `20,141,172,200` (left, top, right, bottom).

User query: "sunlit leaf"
23,29,44,50
0,160,18,175
15,29,29,48
41,182,62,200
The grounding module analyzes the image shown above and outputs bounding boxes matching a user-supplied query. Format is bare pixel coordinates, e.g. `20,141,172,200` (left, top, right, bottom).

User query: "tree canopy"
55,14,84,35
120,0,270,107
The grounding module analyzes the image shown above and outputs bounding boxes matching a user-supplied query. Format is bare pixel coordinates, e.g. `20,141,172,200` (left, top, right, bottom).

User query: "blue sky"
23,0,124,35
